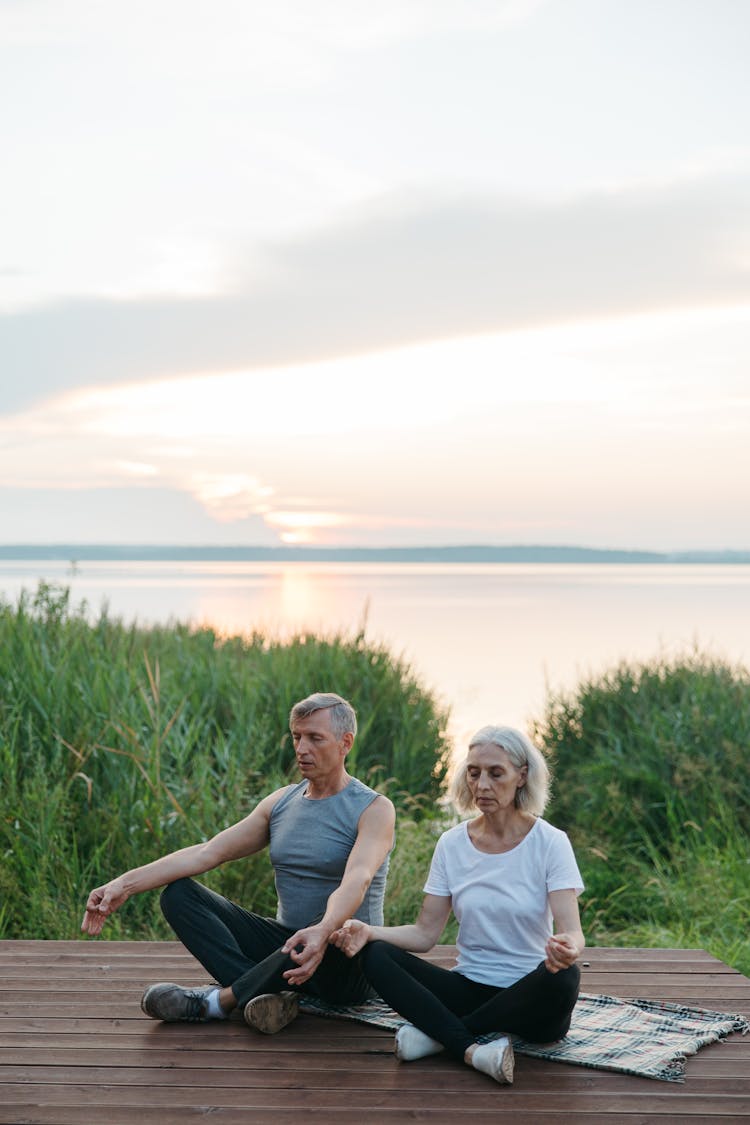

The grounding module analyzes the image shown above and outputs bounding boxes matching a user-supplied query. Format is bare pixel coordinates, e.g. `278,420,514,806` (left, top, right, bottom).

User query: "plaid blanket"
299,990,749,1082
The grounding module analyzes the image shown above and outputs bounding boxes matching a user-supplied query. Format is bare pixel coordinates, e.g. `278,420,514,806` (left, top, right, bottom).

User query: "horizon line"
0,543,749,563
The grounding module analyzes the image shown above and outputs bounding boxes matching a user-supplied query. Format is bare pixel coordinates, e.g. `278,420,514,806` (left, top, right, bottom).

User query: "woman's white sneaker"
394,1022,444,1061
469,1036,515,1084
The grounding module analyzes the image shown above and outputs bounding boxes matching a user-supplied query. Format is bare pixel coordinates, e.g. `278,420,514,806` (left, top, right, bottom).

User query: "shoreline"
0,544,749,564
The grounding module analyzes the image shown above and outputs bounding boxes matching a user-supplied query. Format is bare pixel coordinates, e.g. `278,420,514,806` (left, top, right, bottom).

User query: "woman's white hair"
449,725,550,817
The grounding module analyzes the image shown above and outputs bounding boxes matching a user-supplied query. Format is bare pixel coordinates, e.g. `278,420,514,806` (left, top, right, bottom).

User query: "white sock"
205,988,228,1019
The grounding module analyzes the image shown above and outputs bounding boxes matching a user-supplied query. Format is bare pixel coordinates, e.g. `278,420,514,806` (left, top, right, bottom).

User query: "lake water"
2,560,749,749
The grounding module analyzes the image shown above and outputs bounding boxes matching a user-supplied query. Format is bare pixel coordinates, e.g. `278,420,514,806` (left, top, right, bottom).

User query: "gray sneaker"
243,991,299,1034
141,982,214,1022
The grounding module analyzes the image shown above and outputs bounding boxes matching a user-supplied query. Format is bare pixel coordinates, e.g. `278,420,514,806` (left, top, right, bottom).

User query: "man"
82,692,395,1033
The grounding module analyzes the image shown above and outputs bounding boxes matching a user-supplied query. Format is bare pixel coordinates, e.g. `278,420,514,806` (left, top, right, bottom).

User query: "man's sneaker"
394,1022,444,1061
141,982,214,1022
469,1036,515,1084
243,991,299,1034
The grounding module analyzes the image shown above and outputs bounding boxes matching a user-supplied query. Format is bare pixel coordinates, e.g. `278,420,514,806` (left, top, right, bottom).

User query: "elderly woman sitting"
331,725,584,1085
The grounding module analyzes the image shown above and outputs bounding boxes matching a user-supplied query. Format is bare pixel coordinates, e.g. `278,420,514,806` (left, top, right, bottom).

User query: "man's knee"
159,877,195,920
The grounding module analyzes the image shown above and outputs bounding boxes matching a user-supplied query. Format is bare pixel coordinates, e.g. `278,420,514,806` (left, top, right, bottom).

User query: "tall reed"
534,652,750,974
0,583,450,939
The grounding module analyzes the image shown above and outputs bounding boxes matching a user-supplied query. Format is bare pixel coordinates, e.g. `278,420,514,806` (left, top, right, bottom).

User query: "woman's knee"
536,963,580,1040
556,962,581,1002
361,939,397,974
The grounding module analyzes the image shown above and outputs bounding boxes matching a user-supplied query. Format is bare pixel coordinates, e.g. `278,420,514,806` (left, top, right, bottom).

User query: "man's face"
291,708,353,781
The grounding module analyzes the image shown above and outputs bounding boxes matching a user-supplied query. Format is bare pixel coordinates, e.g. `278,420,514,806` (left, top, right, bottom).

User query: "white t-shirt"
423,817,584,988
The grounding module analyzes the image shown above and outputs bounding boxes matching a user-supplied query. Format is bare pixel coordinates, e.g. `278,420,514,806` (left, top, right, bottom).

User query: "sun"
265,511,349,544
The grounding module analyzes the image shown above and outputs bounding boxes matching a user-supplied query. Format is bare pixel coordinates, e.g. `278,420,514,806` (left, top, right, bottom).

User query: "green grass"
575,810,750,975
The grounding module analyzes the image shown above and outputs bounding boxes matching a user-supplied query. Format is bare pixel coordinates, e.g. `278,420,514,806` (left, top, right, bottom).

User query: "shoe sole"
244,991,299,1034
496,1042,515,1084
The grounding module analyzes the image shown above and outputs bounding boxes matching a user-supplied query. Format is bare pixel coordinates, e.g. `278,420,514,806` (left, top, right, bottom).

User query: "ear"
341,731,354,755
518,764,528,787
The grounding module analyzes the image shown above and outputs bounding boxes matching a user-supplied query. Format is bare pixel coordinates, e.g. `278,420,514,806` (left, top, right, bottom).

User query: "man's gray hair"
289,692,358,739
450,725,550,817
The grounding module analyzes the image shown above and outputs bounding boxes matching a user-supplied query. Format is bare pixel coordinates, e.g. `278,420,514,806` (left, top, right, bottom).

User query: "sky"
2,0,749,550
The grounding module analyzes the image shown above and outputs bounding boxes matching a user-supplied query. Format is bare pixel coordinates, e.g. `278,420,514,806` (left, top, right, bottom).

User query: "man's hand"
81,878,129,936
544,933,580,973
281,924,330,986
329,918,372,958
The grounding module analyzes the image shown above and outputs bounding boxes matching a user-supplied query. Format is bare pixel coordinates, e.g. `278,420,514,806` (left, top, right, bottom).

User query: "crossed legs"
159,877,373,1009
361,939,580,1060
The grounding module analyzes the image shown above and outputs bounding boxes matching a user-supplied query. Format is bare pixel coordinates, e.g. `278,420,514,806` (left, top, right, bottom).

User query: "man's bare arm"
81,786,292,935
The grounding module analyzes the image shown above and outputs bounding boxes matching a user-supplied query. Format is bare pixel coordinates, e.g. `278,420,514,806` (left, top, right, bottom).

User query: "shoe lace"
184,989,209,1021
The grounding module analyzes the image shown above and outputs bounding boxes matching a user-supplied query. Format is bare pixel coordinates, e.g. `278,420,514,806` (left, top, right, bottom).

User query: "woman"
330,725,584,1085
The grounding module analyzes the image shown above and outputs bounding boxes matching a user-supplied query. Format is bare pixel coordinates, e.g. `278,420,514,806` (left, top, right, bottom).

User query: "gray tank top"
269,777,389,930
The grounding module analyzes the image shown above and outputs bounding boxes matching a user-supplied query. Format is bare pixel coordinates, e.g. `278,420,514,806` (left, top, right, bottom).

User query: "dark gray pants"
160,877,374,1008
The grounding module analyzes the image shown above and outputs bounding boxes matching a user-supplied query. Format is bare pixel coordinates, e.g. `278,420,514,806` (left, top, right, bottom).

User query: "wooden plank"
5,1064,742,1094
1,1034,746,1067
0,940,715,957
5,966,748,988
2,1093,750,1116
5,1112,750,1125
4,1061,749,1098
0,942,733,973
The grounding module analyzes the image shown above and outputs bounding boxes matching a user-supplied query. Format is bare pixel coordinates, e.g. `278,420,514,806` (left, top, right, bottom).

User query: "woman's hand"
544,932,580,973
81,877,130,936
329,919,372,958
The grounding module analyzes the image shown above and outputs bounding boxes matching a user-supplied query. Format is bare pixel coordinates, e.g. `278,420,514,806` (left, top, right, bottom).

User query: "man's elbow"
197,838,227,870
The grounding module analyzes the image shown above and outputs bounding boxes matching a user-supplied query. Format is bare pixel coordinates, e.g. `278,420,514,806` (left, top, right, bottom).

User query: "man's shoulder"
265,781,303,816
343,775,385,805
350,780,395,832
362,790,396,819
347,774,376,796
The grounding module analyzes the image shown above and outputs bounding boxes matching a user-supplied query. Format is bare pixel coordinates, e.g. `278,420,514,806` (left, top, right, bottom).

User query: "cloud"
1,0,542,50
0,486,279,545
190,473,275,522
2,173,749,412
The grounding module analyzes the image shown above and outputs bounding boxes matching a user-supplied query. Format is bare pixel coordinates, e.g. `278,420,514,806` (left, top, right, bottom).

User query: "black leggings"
361,940,580,1060
159,877,374,1008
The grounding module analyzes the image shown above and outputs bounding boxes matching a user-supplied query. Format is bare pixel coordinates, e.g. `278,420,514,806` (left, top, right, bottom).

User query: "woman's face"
465,743,527,813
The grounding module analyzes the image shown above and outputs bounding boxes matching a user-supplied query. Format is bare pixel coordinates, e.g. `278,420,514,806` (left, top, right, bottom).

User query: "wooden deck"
1,940,749,1123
